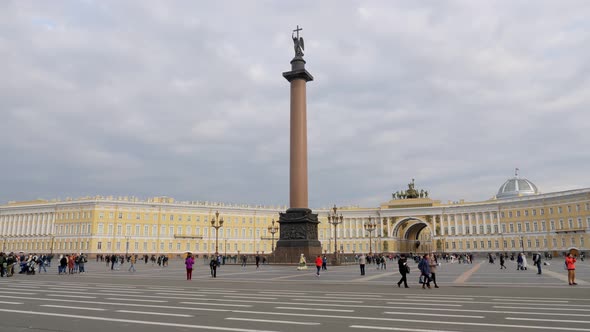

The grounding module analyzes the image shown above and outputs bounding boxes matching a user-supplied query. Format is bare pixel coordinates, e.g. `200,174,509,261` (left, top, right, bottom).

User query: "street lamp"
50,235,55,256
328,205,344,259
125,236,131,256
210,210,224,254
267,219,279,253
364,216,377,254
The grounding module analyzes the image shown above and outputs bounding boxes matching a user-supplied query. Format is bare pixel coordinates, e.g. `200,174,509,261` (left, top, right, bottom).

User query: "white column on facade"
466,213,472,235
475,212,480,235
489,212,495,234
497,210,502,234
440,215,445,236
33,214,39,235
453,214,458,235
461,213,466,235
481,213,486,234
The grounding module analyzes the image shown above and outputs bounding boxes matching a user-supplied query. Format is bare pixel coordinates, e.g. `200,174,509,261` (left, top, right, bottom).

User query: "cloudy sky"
1,1,589,208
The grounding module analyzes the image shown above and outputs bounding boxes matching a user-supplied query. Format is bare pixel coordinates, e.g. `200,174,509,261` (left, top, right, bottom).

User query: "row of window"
444,217,590,235
446,235,586,250
500,203,590,219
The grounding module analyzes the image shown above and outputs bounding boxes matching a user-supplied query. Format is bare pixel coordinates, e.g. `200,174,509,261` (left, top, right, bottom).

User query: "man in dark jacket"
397,254,409,288
418,254,431,289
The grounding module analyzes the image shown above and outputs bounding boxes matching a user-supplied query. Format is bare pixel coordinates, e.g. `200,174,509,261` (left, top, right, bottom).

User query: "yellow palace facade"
1,176,589,256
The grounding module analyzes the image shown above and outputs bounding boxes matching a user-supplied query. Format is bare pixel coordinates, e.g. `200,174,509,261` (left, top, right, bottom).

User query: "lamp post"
364,216,377,254
50,235,55,256
328,205,344,262
125,236,131,257
267,219,279,253
210,210,224,254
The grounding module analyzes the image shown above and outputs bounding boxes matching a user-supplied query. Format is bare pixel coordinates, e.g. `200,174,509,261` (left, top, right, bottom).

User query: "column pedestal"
274,208,322,263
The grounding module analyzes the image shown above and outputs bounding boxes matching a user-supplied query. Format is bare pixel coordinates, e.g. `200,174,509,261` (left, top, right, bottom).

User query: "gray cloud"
1,1,589,208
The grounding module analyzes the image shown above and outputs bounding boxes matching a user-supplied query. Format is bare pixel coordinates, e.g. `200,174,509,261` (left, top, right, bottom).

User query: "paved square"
0,258,588,332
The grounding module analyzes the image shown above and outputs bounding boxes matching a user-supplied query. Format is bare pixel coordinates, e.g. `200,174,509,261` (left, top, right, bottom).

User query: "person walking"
322,255,327,271
241,255,247,269
359,253,366,276
315,255,322,277
209,255,218,278
533,253,542,275
566,252,577,285
255,254,260,270
38,256,47,273
128,255,136,273
429,253,439,288
418,254,432,289
517,253,523,270
78,254,86,274
500,254,506,269
185,254,194,280
397,254,409,288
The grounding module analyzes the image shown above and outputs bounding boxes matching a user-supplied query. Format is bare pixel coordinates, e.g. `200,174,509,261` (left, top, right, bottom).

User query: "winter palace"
1,175,589,256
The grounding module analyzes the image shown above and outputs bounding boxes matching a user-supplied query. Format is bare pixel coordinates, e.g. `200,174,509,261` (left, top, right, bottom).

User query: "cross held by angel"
292,25,304,57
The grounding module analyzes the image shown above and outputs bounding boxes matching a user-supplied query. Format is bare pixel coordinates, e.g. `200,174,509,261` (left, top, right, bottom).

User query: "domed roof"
496,177,539,199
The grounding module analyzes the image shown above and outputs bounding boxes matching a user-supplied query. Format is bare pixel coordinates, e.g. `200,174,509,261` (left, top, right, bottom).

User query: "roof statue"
391,179,429,200
292,25,305,57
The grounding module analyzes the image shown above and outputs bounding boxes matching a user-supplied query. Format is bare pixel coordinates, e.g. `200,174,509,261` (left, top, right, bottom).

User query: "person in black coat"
397,254,409,288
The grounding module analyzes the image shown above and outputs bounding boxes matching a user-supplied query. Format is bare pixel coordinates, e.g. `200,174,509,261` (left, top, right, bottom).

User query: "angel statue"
292,25,304,57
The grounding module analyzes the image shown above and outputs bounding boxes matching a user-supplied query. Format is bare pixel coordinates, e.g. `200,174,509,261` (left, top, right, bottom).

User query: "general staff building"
1,175,588,256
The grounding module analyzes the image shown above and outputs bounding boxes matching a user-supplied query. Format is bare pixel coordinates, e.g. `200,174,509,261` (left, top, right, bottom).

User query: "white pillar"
489,212,494,234
475,213,480,235
454,214,458,235
440,215,445,236
497,210,502,234
461,214,466,235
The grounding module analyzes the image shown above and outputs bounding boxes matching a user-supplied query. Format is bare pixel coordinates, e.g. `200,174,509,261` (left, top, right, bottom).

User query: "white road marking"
223,295,278,300
384,311,484,319
0,308,276,332
0,295,231,312
494,306,590,312
507,317,590,324
41,305,106,311
225,317,320,325
292,298,362,303
274,306,354,312
0,302,23,305
350,325,460,332
47,294,97,299
231,309,590,331
386,302,462,307
398,299,590,307
105,298,167,303
180,302,252,307
492,298,569,303
325,293,382,297
116,310,193,317
405,296,474,301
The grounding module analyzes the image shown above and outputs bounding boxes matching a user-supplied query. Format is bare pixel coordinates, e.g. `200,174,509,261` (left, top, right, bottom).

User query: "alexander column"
274,26,322,262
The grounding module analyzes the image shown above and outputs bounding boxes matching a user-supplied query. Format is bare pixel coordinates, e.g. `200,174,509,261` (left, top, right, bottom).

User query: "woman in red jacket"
565,253,577,285
315,255,323,277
